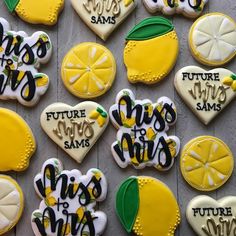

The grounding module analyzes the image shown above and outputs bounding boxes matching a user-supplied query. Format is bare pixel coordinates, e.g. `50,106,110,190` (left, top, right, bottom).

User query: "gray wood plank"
0,0,235,236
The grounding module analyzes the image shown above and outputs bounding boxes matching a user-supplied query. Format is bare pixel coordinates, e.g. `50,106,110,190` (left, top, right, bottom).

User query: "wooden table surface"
1,0,236,235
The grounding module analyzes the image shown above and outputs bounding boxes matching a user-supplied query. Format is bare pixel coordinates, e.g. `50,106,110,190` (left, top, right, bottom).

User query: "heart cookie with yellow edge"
61,42,116,98
174,66,236,125
180,136,234,191
116,176,181,236
71,0,136,40
124,17,179,84
4,0,64,25
0,108,36,172
0,175,24,235
40,102,109,163
187,195,236,236
189,13,236,66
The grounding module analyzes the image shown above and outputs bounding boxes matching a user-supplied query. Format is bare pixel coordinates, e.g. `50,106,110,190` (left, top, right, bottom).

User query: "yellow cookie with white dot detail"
180,136,234,191
124,17,179,84
61,42,116,99
0,108,36,172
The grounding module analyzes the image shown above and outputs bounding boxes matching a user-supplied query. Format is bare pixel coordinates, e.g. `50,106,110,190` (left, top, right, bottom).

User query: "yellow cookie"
0,175,24,235
4,0,64,25
180,136,234,191
116,176,180,236
61,42,116,98
0,108,36,171
189,13,236,66
124,17,179,84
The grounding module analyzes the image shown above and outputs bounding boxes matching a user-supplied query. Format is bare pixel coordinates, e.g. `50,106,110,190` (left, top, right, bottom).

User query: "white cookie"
187,195,236,236
143,0,208,18
109,89,180,171
0,18,52,106
174,66,236,125
40,102,109,163
71,0,136,40
31,158,107,236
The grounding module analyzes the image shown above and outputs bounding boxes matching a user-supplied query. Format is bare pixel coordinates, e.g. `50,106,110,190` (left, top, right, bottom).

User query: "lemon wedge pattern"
180,136,234,191
0,175,24,235
61,42,116,98
189,13,236,66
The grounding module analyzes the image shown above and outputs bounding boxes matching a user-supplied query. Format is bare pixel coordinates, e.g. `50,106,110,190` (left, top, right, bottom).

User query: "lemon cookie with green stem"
124,17,179,84
116,176,181,236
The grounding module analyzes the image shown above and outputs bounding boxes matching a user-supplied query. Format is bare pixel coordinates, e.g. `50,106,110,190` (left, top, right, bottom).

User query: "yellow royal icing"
61,42,116,98
0,108,36,171
14,0,64,25
180,136,234,191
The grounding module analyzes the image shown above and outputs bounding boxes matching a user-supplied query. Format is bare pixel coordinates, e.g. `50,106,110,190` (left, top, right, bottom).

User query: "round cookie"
189,13,236,66
0,175,24,235
0,108,36,171
187,195,236,236
61,42,116,98
143,0,208,18
180,136,234,191
4,0,64,25
31,158,108,236
124,17,179,84
116,176,181,236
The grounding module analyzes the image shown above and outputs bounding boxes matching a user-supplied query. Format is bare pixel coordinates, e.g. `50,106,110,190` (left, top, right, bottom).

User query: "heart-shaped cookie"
174,66,236,125
187,195,236,236
40,102,109,163
71,0,136,41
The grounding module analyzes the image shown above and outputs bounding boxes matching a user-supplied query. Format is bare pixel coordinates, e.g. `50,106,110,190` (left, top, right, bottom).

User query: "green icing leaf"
231,74,236,81
4,0,19,12
116,177,139,233
126,17,174,41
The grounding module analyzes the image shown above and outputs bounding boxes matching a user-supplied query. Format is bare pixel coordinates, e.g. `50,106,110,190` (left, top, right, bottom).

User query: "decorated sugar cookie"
187,195,236,236
0,108,36,171
189,13,236,66
143,0,208,18
116,176,180,236
71,0,136,41
124,17,179,84
4,0,64,25
61,42,116,98
109,89,180,171
0,175,24,235
180,136,234,191
0,18,52,106
31,158,107,236
40,102,109,163
174,66,236,125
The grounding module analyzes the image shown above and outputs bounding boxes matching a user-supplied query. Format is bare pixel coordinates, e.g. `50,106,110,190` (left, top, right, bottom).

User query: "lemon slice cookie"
189,13,236,66
61,42,116,98
116,176,180,236
0,175,24,235
180,136,234,191
124,17,179,84
0,108,36,171
4,0,64,25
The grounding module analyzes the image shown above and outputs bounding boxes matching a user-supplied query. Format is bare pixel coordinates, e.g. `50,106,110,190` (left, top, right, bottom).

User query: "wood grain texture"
0,0,235,235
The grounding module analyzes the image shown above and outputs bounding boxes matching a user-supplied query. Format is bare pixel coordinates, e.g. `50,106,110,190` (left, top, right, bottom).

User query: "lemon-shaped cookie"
124,17,179,84
116,176,180,236
180,136,234,191
61,42,116,98
189,13,236,66
0,175,24,235
4,0,64,25
0,108,36,171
